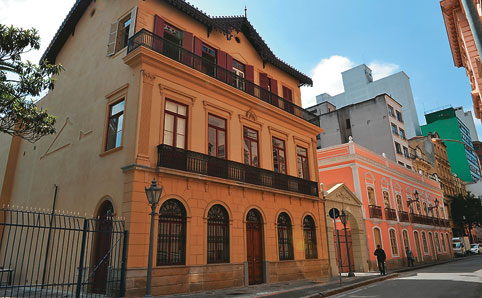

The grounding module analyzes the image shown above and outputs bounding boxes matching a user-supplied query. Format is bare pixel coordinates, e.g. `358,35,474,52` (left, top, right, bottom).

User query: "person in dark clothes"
405,247,414,267
374,244,386,275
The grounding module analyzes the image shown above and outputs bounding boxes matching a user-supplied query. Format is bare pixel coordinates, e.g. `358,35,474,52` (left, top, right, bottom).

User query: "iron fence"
0,208,127,297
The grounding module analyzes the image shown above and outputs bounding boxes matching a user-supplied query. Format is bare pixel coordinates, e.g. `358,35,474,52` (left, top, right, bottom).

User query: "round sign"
328,208,340,219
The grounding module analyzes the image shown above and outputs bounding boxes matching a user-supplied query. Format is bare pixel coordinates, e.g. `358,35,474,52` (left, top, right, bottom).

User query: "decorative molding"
79,130,92,140
292,135,310,148
41,117,73,160
268,125,289,138
159,83,196,103
246,108,257,121
203,100,232,119
142,70,156,82
105,83,129,100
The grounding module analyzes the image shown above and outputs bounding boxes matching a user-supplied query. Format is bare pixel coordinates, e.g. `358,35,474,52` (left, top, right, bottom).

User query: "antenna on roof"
244,6,247,18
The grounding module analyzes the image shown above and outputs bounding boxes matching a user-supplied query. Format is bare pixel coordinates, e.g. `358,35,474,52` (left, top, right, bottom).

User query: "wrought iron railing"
0,208,128,298
384,208,397,220
127,29,319,125
398,211,410,222
157,144,318,196
368,205,383,219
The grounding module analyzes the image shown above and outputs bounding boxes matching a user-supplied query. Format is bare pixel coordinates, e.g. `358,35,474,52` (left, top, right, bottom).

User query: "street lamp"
144,178,163,298
407,190,420,208
427,199,440,215
339,210,355,277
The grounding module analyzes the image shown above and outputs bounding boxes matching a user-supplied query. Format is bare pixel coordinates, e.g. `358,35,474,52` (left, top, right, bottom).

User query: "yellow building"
0,0,328,296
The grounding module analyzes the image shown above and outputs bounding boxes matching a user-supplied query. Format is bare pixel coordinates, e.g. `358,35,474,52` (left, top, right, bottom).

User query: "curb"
309,273,400,297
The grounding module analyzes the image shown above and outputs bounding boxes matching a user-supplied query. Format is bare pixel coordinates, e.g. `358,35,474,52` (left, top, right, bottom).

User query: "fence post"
75,220,89,298
119,230,129,297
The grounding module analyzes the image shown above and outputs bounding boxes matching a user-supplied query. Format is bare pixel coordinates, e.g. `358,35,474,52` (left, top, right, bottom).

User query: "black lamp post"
339,210,355,277
407,190,420,208
427,199,440,215
144,178,163,298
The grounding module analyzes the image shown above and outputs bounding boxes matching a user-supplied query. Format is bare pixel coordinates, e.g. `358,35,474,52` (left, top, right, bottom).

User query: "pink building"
318,141,453,271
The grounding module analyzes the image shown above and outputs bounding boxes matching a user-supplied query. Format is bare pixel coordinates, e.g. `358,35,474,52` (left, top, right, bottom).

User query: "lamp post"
407,190,420,208
339,210,355,277
144,178,163,298
427,199,439,214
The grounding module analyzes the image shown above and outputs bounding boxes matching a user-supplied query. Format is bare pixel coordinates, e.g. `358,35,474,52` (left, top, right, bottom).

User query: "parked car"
470,243,482,254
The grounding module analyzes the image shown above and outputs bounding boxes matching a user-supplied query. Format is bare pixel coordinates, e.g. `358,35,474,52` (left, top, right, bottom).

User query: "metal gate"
0,208,128,297
333,229,355,273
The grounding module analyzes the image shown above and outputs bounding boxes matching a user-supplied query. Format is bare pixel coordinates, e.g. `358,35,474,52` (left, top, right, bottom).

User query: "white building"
455,106,479,141
315,64,421,138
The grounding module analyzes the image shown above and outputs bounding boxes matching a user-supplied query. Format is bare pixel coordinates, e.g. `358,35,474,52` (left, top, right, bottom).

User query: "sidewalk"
160,258,464,298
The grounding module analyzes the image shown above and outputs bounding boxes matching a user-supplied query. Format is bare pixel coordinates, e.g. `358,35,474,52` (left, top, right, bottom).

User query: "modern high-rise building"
421,107,481,182
440,0,482,122
314,64,421,138
308,94,413,169
454,106,479,141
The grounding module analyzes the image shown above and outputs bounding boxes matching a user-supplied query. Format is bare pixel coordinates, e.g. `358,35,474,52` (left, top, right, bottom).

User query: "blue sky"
2,0,478,137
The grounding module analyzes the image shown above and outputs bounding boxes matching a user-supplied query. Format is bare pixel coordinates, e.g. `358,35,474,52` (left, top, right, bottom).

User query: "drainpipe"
461,0,482,61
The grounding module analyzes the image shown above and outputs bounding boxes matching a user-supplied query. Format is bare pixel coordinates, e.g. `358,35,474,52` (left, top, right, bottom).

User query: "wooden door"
414,232,422,262
429,233,436,260
92,201,114,294
334,229,355,273
246,210,264,285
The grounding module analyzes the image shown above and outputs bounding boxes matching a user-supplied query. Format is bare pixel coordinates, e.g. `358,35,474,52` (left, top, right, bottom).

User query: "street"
331,256,482,298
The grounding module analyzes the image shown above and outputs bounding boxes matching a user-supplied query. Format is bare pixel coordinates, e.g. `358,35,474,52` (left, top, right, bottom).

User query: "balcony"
384,208,397,220
157,144,318,196
368,205,383,219
398,211,410,222
127,29,319,126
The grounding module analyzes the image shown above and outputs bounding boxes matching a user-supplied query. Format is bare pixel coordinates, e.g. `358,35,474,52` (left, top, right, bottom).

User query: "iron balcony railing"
127,29,319,126
368,205,383,219
157,144,318,196
398,211,410,222
384,208,397,220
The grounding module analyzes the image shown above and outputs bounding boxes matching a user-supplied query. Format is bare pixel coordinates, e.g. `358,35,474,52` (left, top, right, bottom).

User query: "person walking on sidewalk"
405,247,414,267
374,245,386,275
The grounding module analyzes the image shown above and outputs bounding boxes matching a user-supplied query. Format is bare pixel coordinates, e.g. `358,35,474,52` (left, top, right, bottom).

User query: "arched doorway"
414,231,422,262
92,200,114,294
246,209,264,285
428,232,436,261
334,215,355,273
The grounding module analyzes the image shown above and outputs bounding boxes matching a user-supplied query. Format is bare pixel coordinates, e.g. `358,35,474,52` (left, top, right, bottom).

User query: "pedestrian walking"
374,244,386,275
405,247,414,267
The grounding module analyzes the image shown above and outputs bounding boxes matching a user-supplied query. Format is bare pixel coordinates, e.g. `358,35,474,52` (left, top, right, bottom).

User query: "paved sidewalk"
160,257,466,298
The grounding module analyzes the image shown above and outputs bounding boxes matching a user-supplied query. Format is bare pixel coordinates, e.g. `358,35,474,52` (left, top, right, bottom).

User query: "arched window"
389,229,398,256
383,191,391,208
303,215,317,259
445,233,451,253
416,202,422,214
440,233,446,252
367,187,376,205
434,233,440,252
402,230,409,251
396,194,403,211
373,227,382,248
207,204,229,263
423,202,428,215
277,212,294,260
157,199,187,266
421,232,428,254
435,208,440,218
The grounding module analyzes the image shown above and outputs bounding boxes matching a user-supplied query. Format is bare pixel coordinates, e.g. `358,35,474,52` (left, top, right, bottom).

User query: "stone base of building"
126,259,329,297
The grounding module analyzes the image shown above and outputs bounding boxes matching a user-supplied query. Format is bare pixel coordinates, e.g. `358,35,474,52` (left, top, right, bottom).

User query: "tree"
1,24,63,142
451,192,482,242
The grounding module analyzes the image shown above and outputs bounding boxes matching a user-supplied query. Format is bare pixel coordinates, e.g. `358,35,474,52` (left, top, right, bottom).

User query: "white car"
470,243,481,254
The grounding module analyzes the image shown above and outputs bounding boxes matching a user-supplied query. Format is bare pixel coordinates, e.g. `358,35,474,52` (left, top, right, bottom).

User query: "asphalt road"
331,255,482,298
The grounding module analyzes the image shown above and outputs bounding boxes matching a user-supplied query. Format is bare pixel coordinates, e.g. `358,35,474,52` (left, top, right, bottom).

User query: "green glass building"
421,107,480,182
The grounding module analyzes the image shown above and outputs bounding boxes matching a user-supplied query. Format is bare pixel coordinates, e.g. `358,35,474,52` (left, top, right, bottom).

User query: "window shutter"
107,22,118,56
226,54,233,85
128,6,137,38
193,37,203,70
154,15,165,37
270,78,278,96
216,50,227,82
245,64,254,95
259,72,269,89
181,31,193,65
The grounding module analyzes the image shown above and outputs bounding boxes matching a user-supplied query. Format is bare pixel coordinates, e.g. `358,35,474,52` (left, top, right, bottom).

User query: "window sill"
100,145,123,157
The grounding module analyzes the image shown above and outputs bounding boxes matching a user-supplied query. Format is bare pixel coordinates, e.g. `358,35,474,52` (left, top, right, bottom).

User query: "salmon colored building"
318,141,453,272
0,0,328,296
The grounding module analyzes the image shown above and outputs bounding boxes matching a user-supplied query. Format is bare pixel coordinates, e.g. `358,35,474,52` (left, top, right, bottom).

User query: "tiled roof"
41,0,312,86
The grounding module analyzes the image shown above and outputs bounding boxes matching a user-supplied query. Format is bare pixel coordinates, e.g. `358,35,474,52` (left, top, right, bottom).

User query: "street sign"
329,208,340,219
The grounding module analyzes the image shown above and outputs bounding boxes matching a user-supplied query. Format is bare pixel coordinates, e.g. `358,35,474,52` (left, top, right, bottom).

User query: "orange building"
0,0,327,296
318,141,453,271
441,0,482,121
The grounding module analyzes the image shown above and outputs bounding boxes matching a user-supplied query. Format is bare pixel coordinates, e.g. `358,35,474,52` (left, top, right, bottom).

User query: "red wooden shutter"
181,31,193,65
153,15,165,52
259,72,269,101
226,54,233,85
194,37,202,70
245,65,254,95
270,78,278,96
283,86,293,102
217,50,227,82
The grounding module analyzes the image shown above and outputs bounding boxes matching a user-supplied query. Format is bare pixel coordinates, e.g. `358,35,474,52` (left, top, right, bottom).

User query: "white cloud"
301,56,400,108
0,0,76,63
